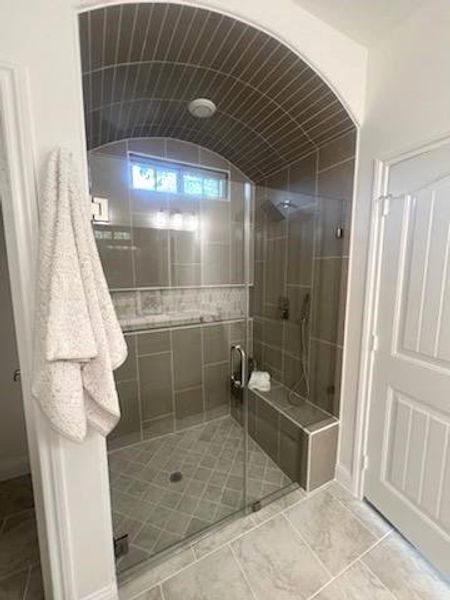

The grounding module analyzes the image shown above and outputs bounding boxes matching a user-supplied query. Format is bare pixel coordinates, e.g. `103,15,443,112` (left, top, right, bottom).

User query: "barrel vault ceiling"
79,3,355,182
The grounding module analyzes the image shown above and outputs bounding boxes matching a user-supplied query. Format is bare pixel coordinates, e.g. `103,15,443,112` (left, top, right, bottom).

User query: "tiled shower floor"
108,416,292,572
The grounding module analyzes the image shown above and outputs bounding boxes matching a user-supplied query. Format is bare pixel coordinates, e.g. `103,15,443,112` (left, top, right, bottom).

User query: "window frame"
128,151,230,201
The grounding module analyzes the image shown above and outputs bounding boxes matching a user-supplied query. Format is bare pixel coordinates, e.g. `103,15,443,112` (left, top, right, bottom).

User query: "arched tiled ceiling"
79,3,355,182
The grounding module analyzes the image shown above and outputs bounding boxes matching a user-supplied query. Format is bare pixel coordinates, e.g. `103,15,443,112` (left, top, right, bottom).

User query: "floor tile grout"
158,582,167,600
282,511,335,582
121,484,333,595
228,543,259,600
306,530,393,600
326,482,392,539
359,558,399,600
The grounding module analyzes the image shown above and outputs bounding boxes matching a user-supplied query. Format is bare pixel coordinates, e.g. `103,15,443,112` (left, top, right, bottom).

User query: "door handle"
230,344,247,390
13,368,21,382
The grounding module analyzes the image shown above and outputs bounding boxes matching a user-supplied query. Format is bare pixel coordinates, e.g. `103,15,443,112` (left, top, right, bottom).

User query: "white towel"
32,148,127,442
248,370,271,393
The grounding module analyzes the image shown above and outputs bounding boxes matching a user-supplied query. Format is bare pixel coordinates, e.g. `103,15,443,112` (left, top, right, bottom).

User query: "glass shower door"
90,145,251,574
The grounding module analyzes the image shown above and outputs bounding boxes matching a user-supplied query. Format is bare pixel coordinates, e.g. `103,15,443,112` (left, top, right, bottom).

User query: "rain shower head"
262,193,312,221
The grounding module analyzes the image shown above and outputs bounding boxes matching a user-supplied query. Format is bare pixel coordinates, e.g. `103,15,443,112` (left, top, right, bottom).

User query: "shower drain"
169,471,183,483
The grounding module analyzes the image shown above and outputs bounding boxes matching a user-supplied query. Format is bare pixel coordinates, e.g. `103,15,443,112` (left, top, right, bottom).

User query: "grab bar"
230,344,247,390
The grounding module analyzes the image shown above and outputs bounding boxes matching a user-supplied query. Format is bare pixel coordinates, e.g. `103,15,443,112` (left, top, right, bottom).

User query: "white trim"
0,60,77,598
351,134,450,500
334,127,361,493
81,583,118,600
335,463,352,491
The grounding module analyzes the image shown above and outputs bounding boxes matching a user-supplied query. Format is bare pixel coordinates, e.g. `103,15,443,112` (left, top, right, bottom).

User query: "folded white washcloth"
248,370,271,393
32,148,127,442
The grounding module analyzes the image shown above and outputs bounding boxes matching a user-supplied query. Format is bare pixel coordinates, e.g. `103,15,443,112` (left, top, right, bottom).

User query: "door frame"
353,133,450,500
0,61,87,599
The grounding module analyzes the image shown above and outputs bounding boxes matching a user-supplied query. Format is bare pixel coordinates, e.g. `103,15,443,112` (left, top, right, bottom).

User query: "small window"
130,154,228,200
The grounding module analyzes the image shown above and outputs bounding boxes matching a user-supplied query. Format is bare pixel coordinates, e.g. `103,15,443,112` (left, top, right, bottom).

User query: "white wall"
0,208,29,481
339,0,450,488
0,2,117,598
0,0,366,597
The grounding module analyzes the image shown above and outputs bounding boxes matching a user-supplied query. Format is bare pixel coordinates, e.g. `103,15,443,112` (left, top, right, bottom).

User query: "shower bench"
243,384,339,492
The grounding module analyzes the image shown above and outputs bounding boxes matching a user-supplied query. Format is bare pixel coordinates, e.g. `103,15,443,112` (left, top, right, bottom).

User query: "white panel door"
365,149,450,577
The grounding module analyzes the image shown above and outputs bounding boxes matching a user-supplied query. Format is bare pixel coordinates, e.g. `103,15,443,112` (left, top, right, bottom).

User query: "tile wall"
89,138,252,449
252,130,357,417
110,320,248,449
89,137,250,290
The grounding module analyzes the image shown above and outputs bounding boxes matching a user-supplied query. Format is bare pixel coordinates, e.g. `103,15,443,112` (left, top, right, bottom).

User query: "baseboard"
81,582,118,600
335,463,354,492
0,455,30,482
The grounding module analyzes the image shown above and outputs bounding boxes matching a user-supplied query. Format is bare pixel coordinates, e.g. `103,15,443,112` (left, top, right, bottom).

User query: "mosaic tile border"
112,286,247,331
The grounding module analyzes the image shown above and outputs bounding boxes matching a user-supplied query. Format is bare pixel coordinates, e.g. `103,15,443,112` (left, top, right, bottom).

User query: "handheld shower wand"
288,293,310,403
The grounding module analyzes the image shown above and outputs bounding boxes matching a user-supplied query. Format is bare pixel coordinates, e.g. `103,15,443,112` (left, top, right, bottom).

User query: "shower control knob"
13,368,21,382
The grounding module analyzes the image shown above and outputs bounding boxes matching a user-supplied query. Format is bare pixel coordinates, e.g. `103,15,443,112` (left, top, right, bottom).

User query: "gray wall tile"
203,243,230,285
109,380,141,442
115,336,137,381
203,325,229,364
278,414,308,487
166,138,199,164
255,395,279,463
137,331,171,356
143,414,174,440
312,257,346,345
172,328,202,391
308,425,338,490
204,362,229,419
318,130,356,172
174,387,204,430
128,137,165,157
139,352,173,420
309,340,342,417
94,225,134,289
133,227,170,288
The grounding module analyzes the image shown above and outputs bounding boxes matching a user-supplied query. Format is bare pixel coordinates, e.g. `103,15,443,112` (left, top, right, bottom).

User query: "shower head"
276,200,298,211
262,192,312,221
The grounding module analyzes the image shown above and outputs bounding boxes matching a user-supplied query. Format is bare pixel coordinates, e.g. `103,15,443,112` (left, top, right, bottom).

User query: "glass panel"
89,146,347,576
89,148,248,574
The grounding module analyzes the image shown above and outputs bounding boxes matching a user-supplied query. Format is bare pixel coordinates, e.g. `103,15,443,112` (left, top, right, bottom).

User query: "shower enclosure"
79,2,356,578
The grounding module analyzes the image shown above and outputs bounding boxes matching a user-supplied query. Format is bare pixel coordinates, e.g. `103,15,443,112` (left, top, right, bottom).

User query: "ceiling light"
188,98,217,119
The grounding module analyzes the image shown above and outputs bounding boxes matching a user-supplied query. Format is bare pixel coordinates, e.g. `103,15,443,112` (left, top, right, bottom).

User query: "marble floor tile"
362,531,450,600
251,487,306,526
286,490,377,575
327,482,392,538
232,514,330,599
134,585,164,600
118,547,195,599
192,512,255,558
162,547,255,600
314,561,395,599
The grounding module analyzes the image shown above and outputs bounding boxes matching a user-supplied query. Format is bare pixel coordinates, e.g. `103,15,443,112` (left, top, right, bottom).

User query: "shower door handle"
230,344,247,390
